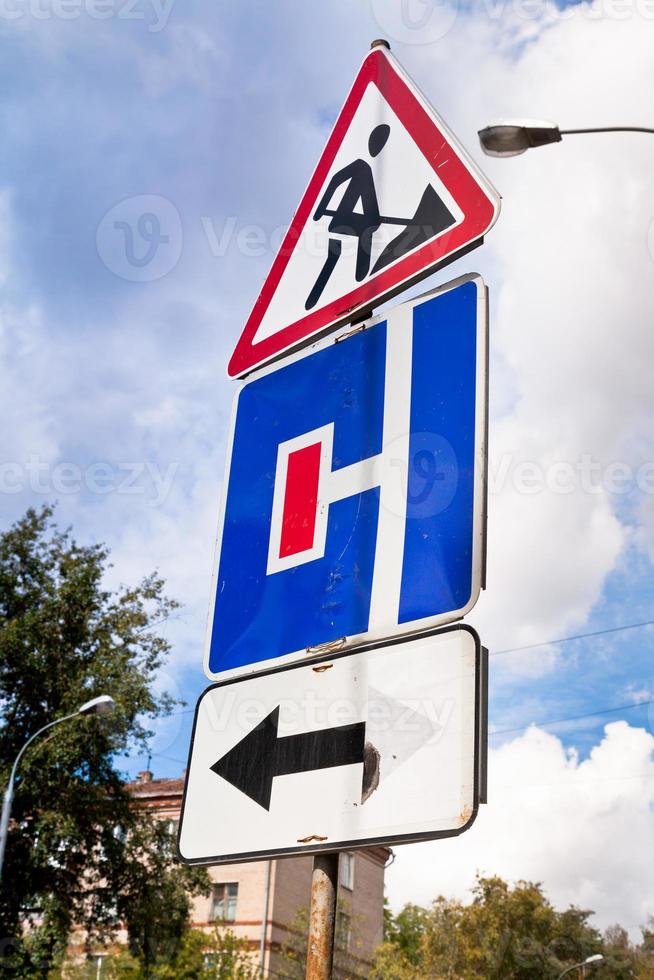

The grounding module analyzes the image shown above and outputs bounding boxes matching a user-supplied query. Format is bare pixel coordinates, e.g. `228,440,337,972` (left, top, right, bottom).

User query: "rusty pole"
305,852,339,980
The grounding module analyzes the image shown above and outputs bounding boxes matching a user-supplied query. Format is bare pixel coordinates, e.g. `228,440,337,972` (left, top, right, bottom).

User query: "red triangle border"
228,48,499,378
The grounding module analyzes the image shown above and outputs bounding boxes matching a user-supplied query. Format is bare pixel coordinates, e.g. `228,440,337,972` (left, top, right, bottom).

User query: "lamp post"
557,954,605,979
0,694,116,883
478,119,654,157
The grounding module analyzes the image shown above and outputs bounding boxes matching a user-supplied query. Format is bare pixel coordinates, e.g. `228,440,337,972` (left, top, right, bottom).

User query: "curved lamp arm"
6,712,79,791
0,695,115,883
557,955,605,979
0,712,79,880
478,119,654,157
562,126,654,136
557,965,582,980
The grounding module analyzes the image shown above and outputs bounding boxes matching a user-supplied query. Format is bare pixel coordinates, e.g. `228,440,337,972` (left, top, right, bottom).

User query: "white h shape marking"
267,307,413,629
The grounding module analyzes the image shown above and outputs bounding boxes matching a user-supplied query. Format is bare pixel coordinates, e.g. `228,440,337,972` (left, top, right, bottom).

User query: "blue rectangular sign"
205,275,487,680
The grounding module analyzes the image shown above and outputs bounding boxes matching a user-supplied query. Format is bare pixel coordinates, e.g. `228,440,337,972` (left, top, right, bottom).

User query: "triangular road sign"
228,44,500,378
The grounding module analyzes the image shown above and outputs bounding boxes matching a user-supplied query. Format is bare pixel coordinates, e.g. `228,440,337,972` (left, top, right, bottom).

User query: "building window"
210,882,238,922
336,909,352,951
340,852,354,890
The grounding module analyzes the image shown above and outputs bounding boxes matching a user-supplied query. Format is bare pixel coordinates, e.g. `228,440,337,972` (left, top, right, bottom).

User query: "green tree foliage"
638,919,654,980
111,817,208,972
383,902,431,966
276,902,365,979
600,924,640,978
373,875,654,979
0,506,209,976
62,927,261,979
177,927,262,980
642,918,654,959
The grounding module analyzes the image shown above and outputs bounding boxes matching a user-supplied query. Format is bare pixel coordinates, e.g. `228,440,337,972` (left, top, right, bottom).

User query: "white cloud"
470,412,626,653
622,683,654,705
386,721,654,937
378,13,654,923
0,0,652,750
0,191,62,466
387,1,654,658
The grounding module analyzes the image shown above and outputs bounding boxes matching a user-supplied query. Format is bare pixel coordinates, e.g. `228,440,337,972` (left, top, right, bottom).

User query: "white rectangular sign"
178,625,487,865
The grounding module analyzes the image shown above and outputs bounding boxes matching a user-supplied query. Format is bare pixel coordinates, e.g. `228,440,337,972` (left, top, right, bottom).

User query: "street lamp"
78,695,115,717
0,695,116,882
557,954,605,979
478,119,654,157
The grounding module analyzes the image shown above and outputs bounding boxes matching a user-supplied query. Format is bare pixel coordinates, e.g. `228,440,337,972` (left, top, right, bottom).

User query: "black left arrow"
210,707,366,810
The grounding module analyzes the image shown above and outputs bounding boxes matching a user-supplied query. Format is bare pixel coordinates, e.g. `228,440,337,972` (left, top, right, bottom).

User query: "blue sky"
2,0,654,932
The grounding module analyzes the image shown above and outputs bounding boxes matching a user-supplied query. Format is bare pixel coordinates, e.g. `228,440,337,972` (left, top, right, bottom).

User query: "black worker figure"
305,122,457,312
305,124,390,311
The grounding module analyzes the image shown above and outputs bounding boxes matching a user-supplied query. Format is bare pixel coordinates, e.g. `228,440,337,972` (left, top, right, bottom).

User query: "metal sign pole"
305,852,339,980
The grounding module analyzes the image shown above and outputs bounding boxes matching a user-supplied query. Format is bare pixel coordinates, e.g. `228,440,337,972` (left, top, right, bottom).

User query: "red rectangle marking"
279,443,321,558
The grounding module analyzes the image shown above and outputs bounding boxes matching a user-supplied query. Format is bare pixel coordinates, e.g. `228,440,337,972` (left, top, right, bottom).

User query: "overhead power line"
491,618,654,656
148,620,654,762
162,697,654,741
491,698,654,737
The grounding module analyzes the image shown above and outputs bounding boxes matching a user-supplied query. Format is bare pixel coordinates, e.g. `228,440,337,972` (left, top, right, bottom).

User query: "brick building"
128,771,390,977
